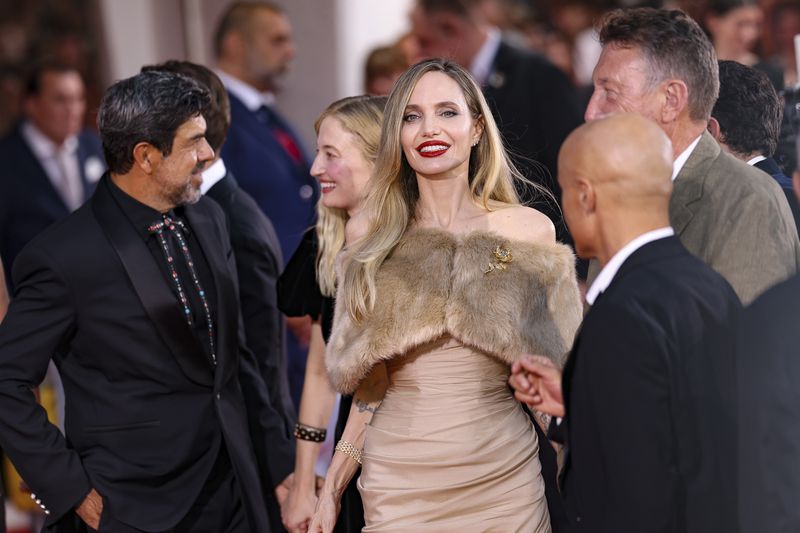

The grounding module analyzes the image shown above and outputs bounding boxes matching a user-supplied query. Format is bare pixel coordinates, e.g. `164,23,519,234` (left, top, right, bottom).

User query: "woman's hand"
308,490,341,533
282,479,319,533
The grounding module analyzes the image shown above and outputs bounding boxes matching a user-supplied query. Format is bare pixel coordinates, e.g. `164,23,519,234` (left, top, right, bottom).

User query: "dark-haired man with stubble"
0,70,280,532
709,59,800,234
142,59,296,533
585,7,800,304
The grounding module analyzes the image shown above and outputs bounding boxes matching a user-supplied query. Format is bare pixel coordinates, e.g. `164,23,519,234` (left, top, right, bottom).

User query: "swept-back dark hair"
598,8,719,122
97,70,211,174
713,60,782,157
141,60,230,154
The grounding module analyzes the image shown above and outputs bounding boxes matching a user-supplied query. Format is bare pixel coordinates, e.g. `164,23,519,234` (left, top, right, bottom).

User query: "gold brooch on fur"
484,245,513,274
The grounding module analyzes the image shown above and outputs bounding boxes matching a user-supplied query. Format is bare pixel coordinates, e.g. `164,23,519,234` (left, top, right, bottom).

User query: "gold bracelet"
335,440,362,465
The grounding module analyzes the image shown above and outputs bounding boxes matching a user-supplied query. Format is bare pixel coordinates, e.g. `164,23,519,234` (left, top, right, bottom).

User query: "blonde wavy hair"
314,95,387,297
342,58,542,321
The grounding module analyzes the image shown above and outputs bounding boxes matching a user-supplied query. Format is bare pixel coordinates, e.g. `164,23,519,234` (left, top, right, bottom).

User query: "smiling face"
585,44,662,123
311,116,372,214
150,114,214,208
400,71,481,181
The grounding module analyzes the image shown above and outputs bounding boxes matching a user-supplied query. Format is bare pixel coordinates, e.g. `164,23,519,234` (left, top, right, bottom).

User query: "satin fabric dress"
359,336,550,532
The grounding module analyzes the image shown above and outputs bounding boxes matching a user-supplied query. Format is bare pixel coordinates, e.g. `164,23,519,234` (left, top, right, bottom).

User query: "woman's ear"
472,114,485,145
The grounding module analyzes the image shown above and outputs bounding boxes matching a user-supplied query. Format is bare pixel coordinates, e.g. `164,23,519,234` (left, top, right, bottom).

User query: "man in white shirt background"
0,62,105,287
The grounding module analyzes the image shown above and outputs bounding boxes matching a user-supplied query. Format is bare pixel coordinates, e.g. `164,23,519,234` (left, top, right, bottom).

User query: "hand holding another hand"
509,354,566,418
307,489,340,533
281,473,321,533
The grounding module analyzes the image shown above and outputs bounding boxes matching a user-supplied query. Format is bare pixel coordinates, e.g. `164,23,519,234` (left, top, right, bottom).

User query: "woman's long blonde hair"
342,58,543,321
314,95,387,297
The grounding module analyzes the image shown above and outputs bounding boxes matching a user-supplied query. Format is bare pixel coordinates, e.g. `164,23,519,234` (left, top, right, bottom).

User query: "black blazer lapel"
185,204,239,386
91,177,213,387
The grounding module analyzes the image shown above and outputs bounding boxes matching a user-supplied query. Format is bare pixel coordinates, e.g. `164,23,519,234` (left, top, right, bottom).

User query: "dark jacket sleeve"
577,303,674,531
0,246,91,520
234,230,296,434
236,322,296,488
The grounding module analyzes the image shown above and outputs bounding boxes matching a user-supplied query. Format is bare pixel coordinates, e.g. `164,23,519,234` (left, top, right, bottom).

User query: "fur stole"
326,227,582,394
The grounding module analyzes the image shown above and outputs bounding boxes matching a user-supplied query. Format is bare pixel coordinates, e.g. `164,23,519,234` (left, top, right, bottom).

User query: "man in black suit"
708,59,800,234
510,113,741,532
409,0,583,241
738,165,800,533
0,70,287,532
142,60,297,531
0,62,105,285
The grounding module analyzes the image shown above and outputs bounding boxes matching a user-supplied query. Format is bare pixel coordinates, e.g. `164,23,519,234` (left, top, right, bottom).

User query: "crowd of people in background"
0,0,797,532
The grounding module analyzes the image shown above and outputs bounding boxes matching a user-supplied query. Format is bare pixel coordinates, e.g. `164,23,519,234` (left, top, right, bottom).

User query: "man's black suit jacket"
738,272,800,533
0,123,105,284
206,171,297,530
483,41,583,241
0,176,286,532
556,236,741,532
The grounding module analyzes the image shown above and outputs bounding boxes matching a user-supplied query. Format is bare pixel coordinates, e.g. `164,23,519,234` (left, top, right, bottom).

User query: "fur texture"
326,227,582,394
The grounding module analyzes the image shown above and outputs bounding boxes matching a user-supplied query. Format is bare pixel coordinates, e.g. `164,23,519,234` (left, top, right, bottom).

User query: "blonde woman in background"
311,59,582,532
278,95,386,533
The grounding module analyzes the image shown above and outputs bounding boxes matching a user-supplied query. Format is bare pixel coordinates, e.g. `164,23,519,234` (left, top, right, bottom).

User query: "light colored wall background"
97,0,413,148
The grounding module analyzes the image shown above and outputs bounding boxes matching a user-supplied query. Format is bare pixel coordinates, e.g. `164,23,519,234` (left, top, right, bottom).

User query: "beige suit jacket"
588,132,800,304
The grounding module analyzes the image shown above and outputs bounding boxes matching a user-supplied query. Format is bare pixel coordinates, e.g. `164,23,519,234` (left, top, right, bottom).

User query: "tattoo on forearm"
355,398,377,413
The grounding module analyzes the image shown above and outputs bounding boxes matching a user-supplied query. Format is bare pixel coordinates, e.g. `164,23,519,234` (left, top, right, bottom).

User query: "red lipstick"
416,140,450,158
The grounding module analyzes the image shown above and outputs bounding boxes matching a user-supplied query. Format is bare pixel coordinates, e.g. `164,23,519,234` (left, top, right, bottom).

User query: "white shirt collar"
586,227,675,305
470,27,502,86
201,158,227,195
746,154,767,166
671,135,702,181
215,69,275,112
21,121,78,159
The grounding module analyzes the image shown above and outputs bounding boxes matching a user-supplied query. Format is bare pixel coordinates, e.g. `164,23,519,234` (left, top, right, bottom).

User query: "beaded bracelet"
335,440,362,465
294,422,327,442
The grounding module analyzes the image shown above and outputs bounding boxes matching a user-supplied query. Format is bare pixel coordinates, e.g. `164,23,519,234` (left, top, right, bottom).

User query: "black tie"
148,214,217,367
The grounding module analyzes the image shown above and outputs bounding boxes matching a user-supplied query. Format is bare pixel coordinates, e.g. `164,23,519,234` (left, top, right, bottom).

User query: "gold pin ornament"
484,245,513,274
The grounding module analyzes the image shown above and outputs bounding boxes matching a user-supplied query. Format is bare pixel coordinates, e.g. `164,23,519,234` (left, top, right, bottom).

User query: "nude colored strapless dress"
358,335,551,532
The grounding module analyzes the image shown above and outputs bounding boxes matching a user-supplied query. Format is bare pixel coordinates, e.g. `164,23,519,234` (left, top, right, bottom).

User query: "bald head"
558,113,674,263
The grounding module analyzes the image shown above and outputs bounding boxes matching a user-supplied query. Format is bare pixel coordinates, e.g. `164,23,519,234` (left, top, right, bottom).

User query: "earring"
471,139,479,147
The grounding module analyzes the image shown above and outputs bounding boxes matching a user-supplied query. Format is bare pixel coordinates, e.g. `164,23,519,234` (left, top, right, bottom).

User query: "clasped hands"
280,473,326,533
508,354,566,418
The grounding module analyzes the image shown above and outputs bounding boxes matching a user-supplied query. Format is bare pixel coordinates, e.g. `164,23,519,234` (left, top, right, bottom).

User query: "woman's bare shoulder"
489,204,556,245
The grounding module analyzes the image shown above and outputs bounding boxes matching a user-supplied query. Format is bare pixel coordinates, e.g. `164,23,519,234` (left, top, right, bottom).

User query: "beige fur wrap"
325,227,583,394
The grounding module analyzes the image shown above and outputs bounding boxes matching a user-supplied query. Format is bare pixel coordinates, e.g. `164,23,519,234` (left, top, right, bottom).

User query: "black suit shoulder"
207,176,282,264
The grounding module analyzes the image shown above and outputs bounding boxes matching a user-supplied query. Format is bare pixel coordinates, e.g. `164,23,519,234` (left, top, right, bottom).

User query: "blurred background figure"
363,44,408,95
704,0,784,90
0,62,105,287
214,1,319,409
767,0,800,87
